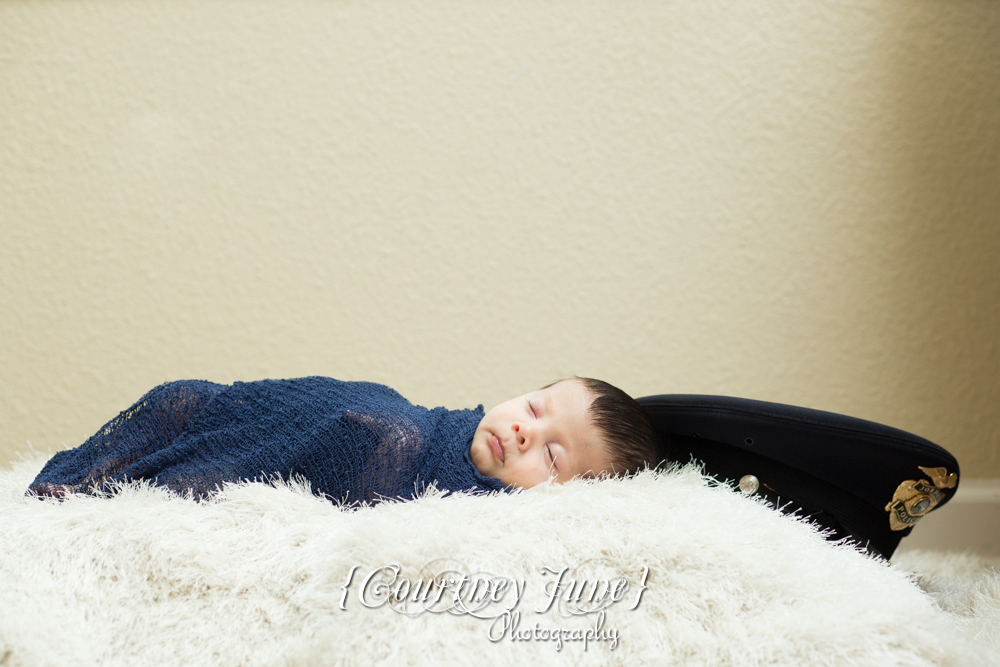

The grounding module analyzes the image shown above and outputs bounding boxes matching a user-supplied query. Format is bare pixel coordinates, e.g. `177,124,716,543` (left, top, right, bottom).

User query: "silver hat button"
739,475,760,496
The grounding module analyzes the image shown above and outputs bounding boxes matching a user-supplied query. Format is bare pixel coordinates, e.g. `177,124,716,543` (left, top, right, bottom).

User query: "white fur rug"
1,455,997,667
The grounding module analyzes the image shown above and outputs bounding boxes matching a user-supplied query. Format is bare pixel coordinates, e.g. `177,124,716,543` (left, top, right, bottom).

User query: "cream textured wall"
2,1,998,477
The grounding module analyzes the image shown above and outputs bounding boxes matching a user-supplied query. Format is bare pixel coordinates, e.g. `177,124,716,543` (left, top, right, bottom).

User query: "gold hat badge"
885,466,958,531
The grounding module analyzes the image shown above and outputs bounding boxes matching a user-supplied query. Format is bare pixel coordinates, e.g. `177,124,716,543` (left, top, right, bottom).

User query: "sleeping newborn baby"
469,378,658,488
27,376,661,504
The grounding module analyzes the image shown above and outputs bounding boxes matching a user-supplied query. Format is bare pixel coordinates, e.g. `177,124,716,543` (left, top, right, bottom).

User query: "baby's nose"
512,423,531,448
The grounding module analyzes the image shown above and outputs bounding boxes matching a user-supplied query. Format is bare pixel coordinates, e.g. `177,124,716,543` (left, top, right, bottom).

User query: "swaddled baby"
27,376,660,505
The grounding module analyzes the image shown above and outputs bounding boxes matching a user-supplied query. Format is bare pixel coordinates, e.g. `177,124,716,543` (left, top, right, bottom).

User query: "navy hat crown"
637,394,960,559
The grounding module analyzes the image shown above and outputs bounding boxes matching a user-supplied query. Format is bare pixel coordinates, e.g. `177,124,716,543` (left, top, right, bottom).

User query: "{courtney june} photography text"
338,558,650,650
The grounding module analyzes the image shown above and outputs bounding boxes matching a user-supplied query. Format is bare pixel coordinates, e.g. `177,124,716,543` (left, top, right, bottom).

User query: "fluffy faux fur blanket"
1,455,997,667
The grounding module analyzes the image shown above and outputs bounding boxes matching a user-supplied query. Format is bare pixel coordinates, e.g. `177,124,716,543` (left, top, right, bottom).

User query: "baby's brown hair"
572,377,664,477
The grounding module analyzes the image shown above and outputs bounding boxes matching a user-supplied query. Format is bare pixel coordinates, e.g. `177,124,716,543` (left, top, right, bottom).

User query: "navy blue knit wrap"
27,377,509,505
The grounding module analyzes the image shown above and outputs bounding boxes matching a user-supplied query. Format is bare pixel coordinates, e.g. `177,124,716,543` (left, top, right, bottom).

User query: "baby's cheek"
529,463,557,487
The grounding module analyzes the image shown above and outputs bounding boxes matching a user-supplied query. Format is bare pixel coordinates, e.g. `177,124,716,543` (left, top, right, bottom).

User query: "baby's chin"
467,430,495,478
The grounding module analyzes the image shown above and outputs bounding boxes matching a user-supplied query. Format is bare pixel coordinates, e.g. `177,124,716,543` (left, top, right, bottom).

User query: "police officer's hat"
637,394,960,559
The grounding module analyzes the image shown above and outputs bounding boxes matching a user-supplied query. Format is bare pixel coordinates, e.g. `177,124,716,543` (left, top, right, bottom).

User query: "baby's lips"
490,433,505,463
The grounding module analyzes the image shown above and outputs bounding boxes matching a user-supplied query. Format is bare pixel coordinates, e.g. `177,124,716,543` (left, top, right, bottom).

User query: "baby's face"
469,379,612,488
